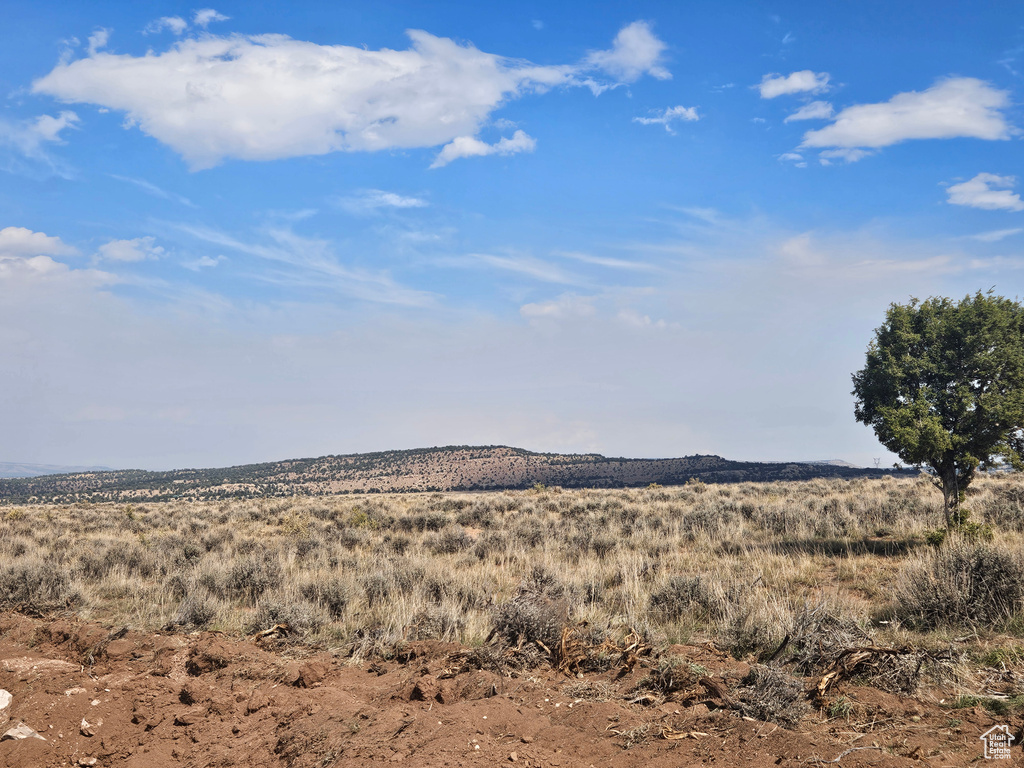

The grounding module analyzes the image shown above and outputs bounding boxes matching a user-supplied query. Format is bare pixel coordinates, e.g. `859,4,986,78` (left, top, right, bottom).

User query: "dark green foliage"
853,292,1024,527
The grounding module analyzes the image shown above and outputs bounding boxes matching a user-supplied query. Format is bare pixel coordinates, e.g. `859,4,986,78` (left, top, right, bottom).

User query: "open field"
2,475,1024,766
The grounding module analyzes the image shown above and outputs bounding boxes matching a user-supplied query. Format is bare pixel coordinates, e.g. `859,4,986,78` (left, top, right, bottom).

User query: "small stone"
510,752,518,762
2,722,47,741
0,690,11,724
78,759,98,766
520,735,534,743
81,718,102,737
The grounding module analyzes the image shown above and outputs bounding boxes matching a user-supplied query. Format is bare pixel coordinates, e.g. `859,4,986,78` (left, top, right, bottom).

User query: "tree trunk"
940,472,957,530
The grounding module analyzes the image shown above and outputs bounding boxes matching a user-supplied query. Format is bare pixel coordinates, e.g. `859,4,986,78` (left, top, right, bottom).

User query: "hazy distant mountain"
796,459,862,468
0,462,113,479
0,446,912,503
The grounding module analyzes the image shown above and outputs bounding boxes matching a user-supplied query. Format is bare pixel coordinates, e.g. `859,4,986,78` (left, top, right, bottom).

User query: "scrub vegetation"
3,475,1024,682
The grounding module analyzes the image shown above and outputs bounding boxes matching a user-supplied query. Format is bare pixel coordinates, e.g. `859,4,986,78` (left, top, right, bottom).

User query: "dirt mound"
0,614,1014,766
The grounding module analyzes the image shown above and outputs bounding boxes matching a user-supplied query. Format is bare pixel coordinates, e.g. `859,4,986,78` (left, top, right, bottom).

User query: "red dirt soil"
0,614,1018,767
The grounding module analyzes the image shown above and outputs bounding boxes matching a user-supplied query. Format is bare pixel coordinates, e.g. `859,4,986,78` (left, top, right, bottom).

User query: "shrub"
491,568,568,648
0,560,80,612
738,664,807,725
227,553,282,605
172,593,217,629
300,577,351,618
649,575,725,622
896,539,1024,629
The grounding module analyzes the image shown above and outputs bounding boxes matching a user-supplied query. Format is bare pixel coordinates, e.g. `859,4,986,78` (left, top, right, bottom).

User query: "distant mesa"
0,446,911,503
0,462,113,479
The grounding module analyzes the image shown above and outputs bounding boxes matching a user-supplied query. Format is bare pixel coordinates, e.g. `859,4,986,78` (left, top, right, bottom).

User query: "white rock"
1,722,47,741
0,689,11,724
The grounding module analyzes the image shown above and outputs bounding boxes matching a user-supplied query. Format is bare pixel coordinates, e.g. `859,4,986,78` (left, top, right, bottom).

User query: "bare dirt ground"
1,614,1017,767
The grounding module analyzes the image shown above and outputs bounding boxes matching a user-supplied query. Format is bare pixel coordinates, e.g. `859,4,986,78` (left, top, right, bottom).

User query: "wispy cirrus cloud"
334,189,429,215
109,174,196,207
784,100,833,122
177,223,434,306
0,110,79,178
970,227,1023,242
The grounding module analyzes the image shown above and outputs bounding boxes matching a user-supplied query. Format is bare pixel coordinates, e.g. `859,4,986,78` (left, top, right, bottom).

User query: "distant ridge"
0,461,113,479
0,445,914,503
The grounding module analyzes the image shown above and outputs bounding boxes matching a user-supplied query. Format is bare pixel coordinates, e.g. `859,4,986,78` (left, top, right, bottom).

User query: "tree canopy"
852,291,1024,527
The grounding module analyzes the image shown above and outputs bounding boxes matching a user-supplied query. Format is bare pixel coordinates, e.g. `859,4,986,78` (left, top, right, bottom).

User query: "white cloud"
34,22,667,169
783,100,833,122
632,105,699,133
96,236,165,262
335,189,429,214
617,309,671,329
0,111,79,176
460,252,577,284
144,16,189,35
431,130,536,168
0,226,78,257
801,78,1012,158
946,173,1024,211
87,28,110,56
182,254,226,270
971,227,1023,242
585,20,670,82
193,9,229,27
759,70,829,98
556,251,658,271
818,148,875,164
778,152,807,167
178,224,434,306
520,293,596,321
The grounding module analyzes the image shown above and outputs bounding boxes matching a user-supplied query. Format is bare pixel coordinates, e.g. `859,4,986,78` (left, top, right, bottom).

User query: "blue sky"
2,1,1023,470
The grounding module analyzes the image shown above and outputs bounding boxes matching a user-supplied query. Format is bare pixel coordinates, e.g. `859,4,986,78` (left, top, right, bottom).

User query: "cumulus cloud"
632,105,699,133
759,70,829,98
430,130,536,168
193,9,229,27
585,20,670,82
335,189,429,214
801,78,1012,159
784,100,833,122
946,173,1024,211
96,236,165,262
0,226,78,257
87,28,110,56
144,16,189,35
33,22,669,169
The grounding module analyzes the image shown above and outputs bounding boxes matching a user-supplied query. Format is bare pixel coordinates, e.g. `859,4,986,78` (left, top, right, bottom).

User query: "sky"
2,1,1023,471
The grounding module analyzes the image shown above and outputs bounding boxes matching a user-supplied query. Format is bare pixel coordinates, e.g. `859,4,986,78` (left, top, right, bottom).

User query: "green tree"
852,291,1024,528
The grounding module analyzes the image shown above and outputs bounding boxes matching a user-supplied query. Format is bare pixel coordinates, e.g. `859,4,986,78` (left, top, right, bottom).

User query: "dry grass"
1,474,1023,681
